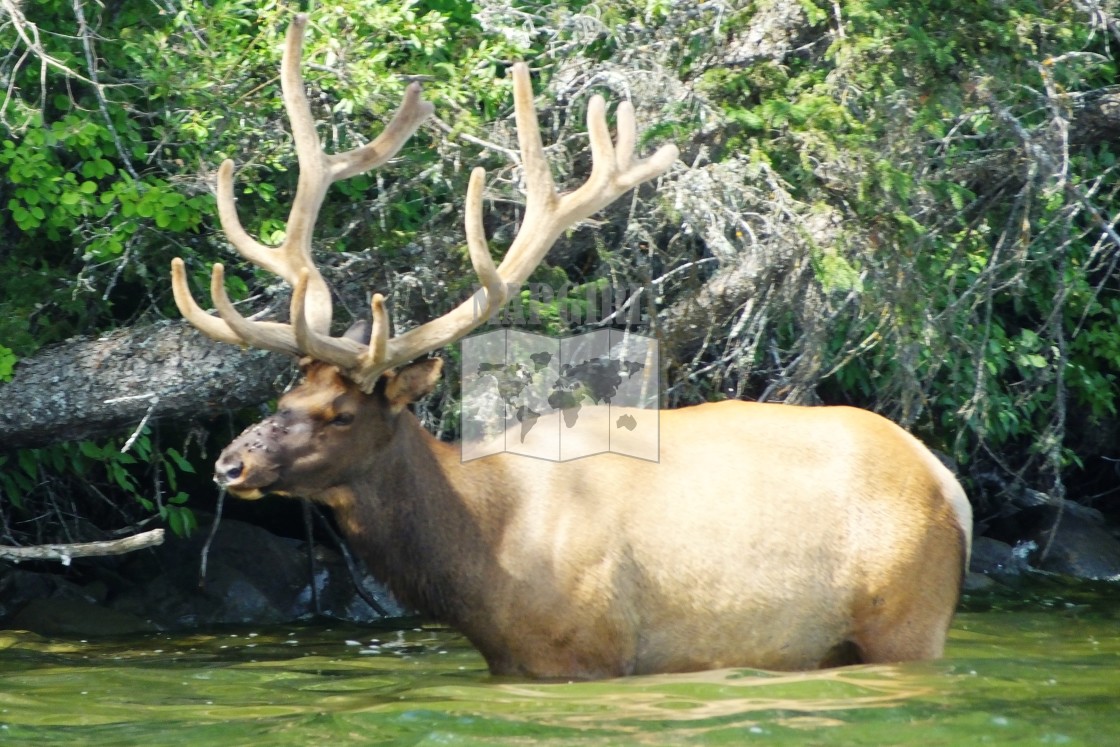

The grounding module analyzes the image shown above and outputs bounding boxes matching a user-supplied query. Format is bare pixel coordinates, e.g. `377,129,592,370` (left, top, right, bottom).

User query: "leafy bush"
2,0,1119,543
0,0,530,541
497,0,1120,511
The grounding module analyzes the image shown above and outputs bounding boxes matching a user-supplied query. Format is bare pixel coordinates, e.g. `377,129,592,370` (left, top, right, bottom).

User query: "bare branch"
0,528,164,565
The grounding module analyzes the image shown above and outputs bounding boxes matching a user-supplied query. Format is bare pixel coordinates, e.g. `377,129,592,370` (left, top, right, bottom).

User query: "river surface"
0,577,1117,746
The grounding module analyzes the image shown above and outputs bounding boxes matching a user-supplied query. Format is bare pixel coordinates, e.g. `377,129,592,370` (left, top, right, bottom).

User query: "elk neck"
315,409,514,629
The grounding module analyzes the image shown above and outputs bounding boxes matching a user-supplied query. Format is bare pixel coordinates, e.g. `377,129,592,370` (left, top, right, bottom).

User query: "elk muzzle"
214,418,287,499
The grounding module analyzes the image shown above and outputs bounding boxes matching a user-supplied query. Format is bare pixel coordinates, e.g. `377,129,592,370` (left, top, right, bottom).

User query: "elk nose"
214,454,244,485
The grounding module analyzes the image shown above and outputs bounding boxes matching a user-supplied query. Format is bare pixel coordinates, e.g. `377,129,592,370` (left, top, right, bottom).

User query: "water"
0,577,1117,746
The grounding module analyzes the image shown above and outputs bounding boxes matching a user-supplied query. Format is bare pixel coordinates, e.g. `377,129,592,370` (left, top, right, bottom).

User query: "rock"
1031,511,1120,580
304,543,406,622
10,598,157,636
0,569,139,634
109,516,403,628
1,517,404,632
963,572,996,591
0,569,76,620
969,536,1032,577
971,494,1120,581
110,517,306,626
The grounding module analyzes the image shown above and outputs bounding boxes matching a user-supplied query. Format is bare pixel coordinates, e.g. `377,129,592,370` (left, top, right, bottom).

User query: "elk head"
171,13,678,498
213,351,445,501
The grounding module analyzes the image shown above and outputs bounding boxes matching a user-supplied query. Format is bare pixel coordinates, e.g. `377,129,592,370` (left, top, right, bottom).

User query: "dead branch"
0,528,164,564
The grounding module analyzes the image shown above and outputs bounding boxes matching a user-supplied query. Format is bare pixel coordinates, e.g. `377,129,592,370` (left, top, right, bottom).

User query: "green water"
1,578,1117,746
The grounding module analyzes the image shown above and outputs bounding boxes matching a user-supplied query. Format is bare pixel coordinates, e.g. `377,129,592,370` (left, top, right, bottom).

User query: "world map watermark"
460,282,660,463
472,282,650,327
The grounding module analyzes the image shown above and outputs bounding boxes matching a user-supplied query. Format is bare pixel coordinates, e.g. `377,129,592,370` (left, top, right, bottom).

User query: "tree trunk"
0,322,291,451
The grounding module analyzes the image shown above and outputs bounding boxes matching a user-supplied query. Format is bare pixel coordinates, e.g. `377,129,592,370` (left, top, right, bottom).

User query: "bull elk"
171,14,973,679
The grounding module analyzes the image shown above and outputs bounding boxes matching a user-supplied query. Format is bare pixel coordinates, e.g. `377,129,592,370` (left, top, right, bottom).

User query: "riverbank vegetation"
1,0,1118,555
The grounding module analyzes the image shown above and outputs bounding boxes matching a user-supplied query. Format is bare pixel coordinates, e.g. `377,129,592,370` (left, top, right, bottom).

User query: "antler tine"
291,269,365,364
367,294,390,365
336,62,678,392
319,165,511,389
330,82,434,180
214,160,283,276
464,166,507,318
614,100,637,168
496,64,679,283
208,14,335,337
170,13,433,359
171,258,242,346
210,262,304,356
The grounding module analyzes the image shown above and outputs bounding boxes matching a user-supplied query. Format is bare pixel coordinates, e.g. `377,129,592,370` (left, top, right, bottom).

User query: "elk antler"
171,13,434,355
173,13,679,393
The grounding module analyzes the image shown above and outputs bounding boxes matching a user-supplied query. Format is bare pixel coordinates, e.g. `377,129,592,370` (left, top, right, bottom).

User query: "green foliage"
0,345,15,382
727,0,1117,496
3,0,1119,531
0,0,530,356
0,431,198,538
556,0,1120,503
0,0,530,542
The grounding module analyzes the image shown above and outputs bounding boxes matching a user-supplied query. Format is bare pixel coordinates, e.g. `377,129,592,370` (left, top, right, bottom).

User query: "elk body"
174,14,973,679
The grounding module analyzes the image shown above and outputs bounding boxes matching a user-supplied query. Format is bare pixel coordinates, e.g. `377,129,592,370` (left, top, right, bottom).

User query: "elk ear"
383,358,443,413
343,320,372,344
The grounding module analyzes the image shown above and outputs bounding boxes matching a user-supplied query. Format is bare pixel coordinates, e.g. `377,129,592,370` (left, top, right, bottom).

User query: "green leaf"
78,440,104,459
164,447,196,474
0,344,16,381
166,504,197,537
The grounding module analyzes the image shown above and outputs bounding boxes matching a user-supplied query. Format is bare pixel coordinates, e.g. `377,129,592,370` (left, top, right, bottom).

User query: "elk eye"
329,412,354,427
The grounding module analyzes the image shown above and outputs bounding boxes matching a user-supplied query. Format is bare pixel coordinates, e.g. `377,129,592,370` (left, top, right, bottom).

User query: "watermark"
472,282,650,327
460,327,660,464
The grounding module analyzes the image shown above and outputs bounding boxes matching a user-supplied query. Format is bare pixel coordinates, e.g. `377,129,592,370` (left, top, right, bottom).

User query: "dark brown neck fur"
319,411,511,642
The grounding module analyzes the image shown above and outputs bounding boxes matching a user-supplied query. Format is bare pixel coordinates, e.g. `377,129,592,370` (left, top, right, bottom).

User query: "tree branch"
0,528,164,564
